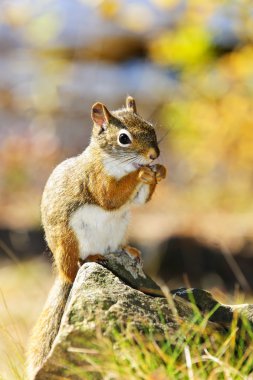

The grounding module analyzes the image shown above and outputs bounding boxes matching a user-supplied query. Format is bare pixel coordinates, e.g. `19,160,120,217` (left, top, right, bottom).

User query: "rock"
96,250,164,296
172,287,253,326
35,251,253,380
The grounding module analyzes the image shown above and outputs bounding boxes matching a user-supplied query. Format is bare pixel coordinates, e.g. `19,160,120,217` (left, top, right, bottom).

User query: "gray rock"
35,252,253,380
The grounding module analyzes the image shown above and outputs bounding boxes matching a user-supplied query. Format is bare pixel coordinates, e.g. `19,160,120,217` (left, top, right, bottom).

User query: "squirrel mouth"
133,163,151,169
133,163,143,169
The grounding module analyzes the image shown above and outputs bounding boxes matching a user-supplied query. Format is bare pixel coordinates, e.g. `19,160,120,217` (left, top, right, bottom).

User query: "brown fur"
41,146,163,284
123,245,141,260
27,97,166,379
55,228,80,283
88,159,141,210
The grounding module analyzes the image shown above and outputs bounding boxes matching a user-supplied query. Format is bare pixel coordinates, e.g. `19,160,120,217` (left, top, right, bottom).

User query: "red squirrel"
26,96,166,379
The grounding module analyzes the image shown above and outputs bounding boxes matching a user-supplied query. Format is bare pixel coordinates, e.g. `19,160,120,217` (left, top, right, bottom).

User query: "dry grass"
53,301,253,380
0,259,52,380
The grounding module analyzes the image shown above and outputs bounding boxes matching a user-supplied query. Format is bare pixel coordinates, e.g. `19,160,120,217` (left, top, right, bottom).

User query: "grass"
0,260,253,380
64,300,253,380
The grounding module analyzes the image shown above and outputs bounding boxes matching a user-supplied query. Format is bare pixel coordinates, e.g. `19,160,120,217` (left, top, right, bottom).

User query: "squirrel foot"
123,245,142,263
81,254,108,266
138,166,157,185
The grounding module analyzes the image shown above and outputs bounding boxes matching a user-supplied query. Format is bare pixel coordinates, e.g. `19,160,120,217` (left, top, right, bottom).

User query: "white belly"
69,204,130,260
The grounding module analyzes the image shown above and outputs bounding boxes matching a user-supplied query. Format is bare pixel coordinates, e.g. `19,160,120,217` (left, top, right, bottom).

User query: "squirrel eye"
117,129,132,147
119,133,131,145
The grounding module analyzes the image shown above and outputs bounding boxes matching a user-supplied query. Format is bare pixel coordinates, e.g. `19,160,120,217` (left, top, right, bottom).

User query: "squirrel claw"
82,254,108,266
138,166,156,185
123,245,142,263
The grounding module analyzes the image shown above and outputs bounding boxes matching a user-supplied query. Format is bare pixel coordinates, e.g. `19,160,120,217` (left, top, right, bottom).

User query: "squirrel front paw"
152,164,166,182
138,166,157,184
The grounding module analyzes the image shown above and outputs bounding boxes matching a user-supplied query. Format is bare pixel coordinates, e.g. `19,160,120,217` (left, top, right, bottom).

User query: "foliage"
148,0,253,212
60,300,253,380
0,0,253,227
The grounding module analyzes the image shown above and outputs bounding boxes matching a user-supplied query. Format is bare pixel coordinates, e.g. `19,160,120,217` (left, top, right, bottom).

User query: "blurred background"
0,0,253,378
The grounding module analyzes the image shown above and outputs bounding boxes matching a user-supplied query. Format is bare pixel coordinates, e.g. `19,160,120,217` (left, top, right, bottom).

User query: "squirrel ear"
91,102,112,127
126,96,137,114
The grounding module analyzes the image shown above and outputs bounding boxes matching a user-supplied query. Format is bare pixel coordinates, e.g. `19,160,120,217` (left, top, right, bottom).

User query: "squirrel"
26,96,166,379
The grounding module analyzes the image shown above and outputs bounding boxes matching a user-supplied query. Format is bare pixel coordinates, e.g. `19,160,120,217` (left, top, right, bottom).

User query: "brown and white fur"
26,96,166,379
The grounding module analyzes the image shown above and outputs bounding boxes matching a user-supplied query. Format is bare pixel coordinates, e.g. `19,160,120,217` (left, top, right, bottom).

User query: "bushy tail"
26,277,72,380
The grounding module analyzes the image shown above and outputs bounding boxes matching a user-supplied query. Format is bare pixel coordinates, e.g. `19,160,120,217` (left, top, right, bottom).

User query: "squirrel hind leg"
55,229,80,283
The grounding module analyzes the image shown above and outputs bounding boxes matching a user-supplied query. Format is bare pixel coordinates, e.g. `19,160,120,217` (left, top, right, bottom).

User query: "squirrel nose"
148,147,159,160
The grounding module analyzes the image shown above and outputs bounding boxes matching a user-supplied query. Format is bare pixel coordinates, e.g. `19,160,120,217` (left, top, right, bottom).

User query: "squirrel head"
90,96,160,168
